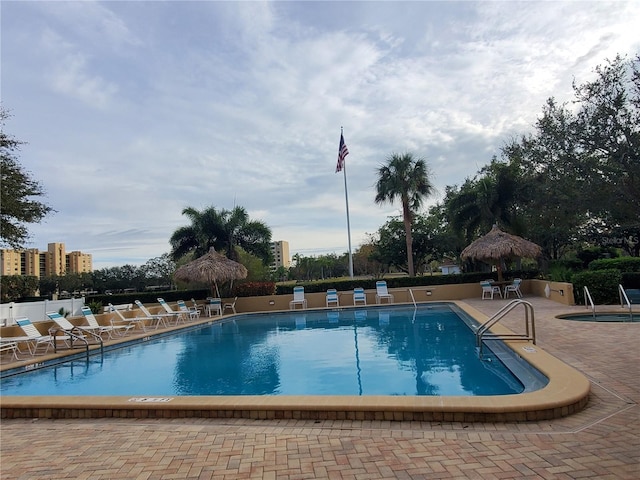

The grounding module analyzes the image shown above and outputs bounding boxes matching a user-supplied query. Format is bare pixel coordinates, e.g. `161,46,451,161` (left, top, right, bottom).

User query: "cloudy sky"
2,1,639,269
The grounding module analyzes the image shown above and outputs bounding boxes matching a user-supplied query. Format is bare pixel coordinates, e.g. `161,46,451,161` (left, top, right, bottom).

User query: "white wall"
0,298,86,326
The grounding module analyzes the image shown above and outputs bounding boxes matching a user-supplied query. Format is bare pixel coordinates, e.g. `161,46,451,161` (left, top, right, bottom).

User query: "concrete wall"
226,280,576,314
0,280,575,336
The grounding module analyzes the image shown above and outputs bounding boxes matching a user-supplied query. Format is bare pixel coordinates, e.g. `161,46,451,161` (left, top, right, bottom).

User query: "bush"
234,282,276,297
87,288,209,305
572,269,622,304
548,264,574,282
87,300,103,314
589,257,640,272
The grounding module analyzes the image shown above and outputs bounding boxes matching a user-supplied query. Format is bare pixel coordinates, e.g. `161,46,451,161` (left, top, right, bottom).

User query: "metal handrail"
584,286,596,319
51,325,103,358
475,299,536,356
619,284,631,309
408,289,417,307
618,284,634,321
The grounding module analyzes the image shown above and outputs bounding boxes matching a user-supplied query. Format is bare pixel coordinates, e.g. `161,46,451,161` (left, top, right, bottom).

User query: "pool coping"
0,301,591,422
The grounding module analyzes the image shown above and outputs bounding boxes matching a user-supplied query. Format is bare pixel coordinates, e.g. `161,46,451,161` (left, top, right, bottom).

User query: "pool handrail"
618,284,634,321
583,286,595,319
475,299,536,357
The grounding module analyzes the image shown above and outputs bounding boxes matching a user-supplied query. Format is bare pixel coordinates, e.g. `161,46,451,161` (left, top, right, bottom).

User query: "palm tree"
446,160,522,243
170,205,272,265
375,152,434,277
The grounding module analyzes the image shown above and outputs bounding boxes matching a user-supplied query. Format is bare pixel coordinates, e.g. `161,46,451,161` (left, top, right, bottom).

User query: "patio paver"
1,297,638,479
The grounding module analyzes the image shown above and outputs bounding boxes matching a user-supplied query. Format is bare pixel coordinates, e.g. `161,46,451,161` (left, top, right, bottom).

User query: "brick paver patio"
1,297,638,479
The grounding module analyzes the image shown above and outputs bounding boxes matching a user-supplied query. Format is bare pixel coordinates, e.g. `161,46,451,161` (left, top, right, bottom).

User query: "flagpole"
340,127,354,278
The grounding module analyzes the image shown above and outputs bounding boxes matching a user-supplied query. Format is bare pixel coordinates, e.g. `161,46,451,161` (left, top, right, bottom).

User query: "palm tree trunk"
403,201,415,277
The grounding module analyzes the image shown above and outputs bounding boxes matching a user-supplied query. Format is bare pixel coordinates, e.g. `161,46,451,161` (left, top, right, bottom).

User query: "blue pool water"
1,304,542,396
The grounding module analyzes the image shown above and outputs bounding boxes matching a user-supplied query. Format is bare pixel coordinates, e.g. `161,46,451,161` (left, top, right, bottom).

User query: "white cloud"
2,1,639,269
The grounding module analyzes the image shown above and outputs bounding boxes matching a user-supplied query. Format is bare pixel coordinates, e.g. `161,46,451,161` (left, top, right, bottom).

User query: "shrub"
589,257,640,272
572,269,622,304
87,300,103,314
234,282,276,297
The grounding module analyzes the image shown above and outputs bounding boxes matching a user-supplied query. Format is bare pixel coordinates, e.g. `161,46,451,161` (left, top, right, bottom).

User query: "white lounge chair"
353,287,367,306
15,317,62,355
191,298,205,315
108,303,150,331
205,297,222,316
504,278,523,298
223,297,238,314
46,311,102,346
289,287,307,310
481,281,502,299
326,289,339,307
375,281,394,304
134,300,170,329
177,299,199,320
0,340,20,360
157,298,187,324
81,306,133,338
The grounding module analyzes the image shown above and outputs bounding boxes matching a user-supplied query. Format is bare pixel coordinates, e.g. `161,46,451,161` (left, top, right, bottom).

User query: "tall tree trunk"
403,200,415,277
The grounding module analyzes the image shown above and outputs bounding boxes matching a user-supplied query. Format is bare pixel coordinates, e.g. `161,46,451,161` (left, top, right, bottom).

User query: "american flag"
336,133,349,173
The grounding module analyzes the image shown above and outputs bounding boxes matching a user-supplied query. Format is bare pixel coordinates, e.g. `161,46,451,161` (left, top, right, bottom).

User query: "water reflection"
171,306,524,396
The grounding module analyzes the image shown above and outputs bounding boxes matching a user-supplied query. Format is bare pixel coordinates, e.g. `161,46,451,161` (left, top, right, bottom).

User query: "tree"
445,159,523,244
373,214,441,275
170,205,273,265
0,108,53,248
573,54,640,239
0,275,39,302
374,152,434,276
140,253,176,286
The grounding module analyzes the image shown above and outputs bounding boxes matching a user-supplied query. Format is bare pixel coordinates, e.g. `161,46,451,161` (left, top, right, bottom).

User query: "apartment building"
0,242,92,278
270,240,290,270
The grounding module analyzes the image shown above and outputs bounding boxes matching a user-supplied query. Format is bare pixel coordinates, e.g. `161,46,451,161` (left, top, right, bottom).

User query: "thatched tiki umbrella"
460,225,542,281
174,248,248,298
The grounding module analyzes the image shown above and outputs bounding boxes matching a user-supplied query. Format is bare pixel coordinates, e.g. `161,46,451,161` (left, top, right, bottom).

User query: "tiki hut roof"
174,248,247,295
461,225,542,261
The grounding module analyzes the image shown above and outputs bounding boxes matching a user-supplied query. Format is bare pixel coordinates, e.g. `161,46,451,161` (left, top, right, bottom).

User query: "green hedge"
234,282,276,297
572,269,622,305
589,257,640,272
87,288,210,307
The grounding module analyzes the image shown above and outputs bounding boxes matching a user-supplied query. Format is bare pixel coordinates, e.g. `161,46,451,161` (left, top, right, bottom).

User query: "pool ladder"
475,299,536,356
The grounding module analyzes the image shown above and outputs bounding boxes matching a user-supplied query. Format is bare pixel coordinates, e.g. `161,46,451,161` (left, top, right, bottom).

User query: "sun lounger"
15,317,62,355
223,297,238,314
0,339,21,360
289,287,307,310
375,281,394,304
206,298,222,316
82,306,133,338
353,287,367,306
46,311,103,347
134,300,171,329
108,303,150,331
326,289,339,307
177,299,200,320
157,298,187,324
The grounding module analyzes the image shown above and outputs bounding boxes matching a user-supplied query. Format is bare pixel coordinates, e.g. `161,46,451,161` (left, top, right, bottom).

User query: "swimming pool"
557,312,638,322
0,301,592,422
0,304,544,397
